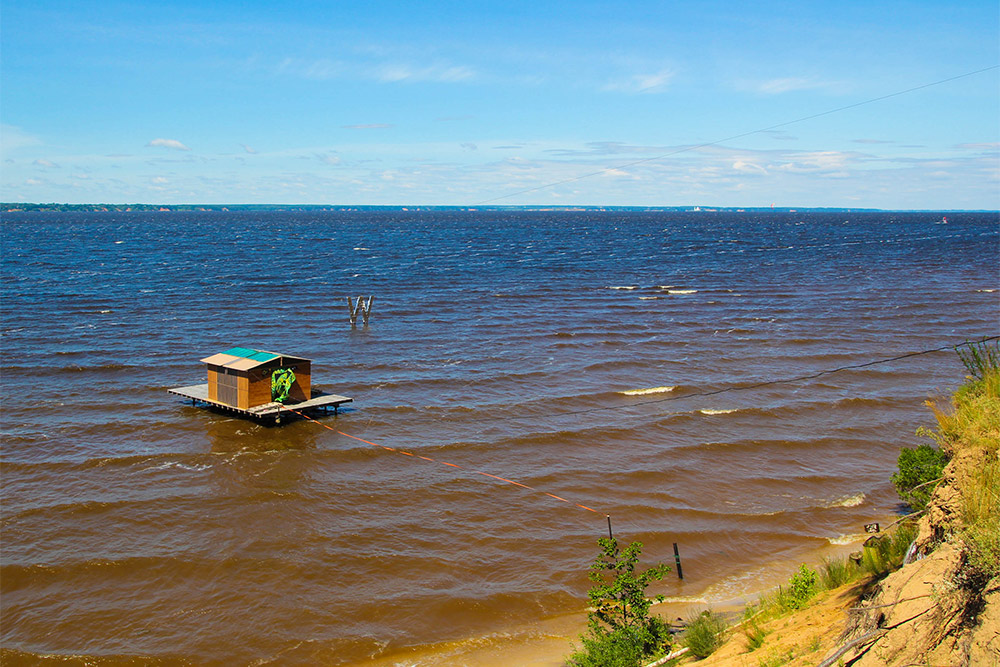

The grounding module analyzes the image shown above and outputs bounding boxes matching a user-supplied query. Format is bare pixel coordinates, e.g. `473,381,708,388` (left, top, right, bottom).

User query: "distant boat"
938,215,949,224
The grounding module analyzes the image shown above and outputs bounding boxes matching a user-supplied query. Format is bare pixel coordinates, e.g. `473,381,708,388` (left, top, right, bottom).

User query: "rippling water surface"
2,210,997,664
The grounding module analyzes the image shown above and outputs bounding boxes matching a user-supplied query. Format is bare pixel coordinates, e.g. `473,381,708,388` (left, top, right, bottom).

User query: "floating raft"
168,383,352,424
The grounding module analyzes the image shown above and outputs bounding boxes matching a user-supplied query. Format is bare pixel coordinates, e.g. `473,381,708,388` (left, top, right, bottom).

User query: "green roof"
222,347,279,362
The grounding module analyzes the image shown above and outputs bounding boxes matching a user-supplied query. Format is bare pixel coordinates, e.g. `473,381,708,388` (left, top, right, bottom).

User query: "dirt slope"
677,439,999,666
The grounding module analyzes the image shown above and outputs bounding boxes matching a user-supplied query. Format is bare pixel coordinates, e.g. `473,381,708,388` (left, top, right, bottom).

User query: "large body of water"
2,210,997,664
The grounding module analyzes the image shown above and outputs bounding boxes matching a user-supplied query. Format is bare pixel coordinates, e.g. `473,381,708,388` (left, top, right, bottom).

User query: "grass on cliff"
910,340,999,580
941,361,1000,578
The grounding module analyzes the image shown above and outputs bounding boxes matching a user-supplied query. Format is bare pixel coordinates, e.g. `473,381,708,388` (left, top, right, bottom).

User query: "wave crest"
827,492,866,508
619,386,677,396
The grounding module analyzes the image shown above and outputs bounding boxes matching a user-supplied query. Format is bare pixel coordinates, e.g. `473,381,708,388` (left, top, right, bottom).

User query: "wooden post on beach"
673,543,684,580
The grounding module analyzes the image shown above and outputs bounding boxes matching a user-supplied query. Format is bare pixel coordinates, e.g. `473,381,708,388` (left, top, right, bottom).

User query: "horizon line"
4,202,998,213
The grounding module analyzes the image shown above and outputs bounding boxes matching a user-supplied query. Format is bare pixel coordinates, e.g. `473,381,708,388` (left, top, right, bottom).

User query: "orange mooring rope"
280,405,601,515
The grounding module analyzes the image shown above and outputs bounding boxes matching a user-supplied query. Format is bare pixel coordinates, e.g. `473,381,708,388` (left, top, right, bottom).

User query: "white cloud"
316,153,341,165
146,138,191,151
375,63,475,83
955,142,1000,151
151,176,169,184
732,160,767,175
604,68,675,93
278,57,344,80
34,158,59,168
739,77,846,96
775,150,856,173
242,144,258,154
277,57,475,84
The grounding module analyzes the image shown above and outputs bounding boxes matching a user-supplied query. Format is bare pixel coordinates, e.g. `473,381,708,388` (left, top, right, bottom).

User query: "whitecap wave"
828,533,868,545
652,595,710,606
608,285,639,290
827,492,866,508
698,408,737,415
619,386,676,396
977,288,996,293
144,461,211,473
668,289,698,294
638,296,659,300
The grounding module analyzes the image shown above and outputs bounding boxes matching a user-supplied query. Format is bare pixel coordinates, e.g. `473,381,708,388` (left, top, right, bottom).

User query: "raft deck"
168,384,352,423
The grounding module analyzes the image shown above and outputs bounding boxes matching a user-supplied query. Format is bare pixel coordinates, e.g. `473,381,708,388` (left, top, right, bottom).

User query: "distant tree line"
2,203,886,213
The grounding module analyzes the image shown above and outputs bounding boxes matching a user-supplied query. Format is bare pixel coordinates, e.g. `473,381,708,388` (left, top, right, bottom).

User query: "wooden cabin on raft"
168,347,351,424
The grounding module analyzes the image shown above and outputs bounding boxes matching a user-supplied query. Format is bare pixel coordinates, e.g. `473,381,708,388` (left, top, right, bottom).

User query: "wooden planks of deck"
168,383,352,422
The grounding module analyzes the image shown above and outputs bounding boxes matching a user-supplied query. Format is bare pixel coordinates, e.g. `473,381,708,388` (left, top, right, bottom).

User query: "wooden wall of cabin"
248,371,271,408
207,367,219,402
207,365,243,408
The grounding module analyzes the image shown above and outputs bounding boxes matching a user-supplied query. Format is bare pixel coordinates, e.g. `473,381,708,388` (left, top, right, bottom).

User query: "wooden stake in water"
673,542,684,580
607,515,613,541
348,296,374,326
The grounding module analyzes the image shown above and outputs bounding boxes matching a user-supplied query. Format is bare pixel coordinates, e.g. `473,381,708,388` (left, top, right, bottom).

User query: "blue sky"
2,0,998,207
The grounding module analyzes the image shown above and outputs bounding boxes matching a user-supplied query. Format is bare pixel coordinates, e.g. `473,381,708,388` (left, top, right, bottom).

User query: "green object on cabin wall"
271,368,296,403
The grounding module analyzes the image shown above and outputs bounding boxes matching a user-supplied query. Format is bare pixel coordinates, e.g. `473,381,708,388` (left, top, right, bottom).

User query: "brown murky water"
2,210,997,664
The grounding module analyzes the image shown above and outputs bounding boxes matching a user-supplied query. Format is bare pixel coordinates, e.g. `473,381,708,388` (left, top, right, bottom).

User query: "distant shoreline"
6,203,996,214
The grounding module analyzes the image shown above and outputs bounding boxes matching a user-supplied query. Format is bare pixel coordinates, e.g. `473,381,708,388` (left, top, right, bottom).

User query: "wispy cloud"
739,77,846,96
315,153,341,165
34,158,60,168
603,68,675,93
374,63,475,83
276,56,475,84
732,160,767,175
762,131,798,142
241,144,258,154
955,142,1000,151
146,138,190,151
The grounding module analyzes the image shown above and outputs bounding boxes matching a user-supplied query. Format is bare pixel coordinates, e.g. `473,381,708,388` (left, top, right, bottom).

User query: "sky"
1,0,998,208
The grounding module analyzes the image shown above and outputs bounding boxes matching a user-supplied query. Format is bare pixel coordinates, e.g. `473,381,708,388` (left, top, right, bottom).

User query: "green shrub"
568,538,671,666
892,443,948,511
786,564,818,609
683,610,727,659
568,623,670,667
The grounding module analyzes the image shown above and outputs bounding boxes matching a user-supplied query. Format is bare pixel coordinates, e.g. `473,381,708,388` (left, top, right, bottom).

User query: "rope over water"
283,336,998,521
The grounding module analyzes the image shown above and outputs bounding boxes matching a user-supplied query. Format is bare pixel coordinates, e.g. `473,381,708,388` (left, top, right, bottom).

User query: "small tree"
568,537,671,666
588,537,670,632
